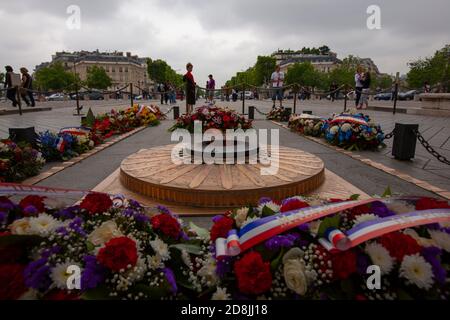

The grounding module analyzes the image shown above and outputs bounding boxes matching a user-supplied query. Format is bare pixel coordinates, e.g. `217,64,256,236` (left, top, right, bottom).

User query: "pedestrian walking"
20,67,35,107
329,81,338,102
183,63,196,114
4,66,19,107
207,74,215,103
271,65,284,108
359,68,371,109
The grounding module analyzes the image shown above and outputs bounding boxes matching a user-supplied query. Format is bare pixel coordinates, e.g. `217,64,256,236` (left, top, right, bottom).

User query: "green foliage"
147,58,183,87
407,45,450,90
285,62,323,87
226,55,276,87
34,62,78,91
85,65,112,89
0,72,5,84
317,215,341,238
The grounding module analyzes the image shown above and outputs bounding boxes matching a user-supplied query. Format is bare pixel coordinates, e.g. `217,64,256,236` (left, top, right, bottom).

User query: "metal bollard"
9,127,38,148
248,106,255,120
173,106,180,120
392,123,418,160
281,108,292,122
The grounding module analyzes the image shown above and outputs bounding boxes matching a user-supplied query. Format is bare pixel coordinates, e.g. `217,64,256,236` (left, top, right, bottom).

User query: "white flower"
283,259,308,295
51,261,79,289
89,140,95,148
29,213,62,236
282,248,304,263
198,257,218,286
126,257,147,282
88,221,123,246
181,250,192,268
403,229,437,247
257,201,280,215
429,230,450,252
235,207,249,228
353,214,378,227
147,255,164,270
308,220,321,236
329,126,339,135
212,287,231,300
400,254,434,290
365,242,394,275
240,216,259,228
10,218,32,235
0,142,8,152
385,202,416,214
150,237,170,261
341,123,352,132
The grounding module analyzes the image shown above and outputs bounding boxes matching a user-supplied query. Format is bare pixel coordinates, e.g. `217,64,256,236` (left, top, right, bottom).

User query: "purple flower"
56,226,69,236
356,252,370,275
216,256,233,278
54,206,80,219
24,258,51,291
162,267,177,294
157,205,171,215
129,199,142,208
421,246,446,285
0,211,6,224
23,205,38,216
298,223,310,233
69,217,87,237
134,213,150,223
41,246,61,259
212,215,223,223
81,255,107,291
265,235,295,251
0,197,14,211
258,197,272,205
371,201,395,218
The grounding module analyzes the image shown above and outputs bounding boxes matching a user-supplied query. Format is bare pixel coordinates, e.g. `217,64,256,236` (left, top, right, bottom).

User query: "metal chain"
414,129,450,165
384,130,395,140
162,106,175,115
254,107,269,116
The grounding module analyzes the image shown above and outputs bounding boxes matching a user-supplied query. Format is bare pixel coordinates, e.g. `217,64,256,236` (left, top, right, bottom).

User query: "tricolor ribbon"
59,127,91,136
216,198,378,258
330,116,368,126
319,208,450,251
56,137,66,153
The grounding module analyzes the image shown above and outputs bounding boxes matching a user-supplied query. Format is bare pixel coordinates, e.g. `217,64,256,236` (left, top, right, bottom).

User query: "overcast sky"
0,0,449,86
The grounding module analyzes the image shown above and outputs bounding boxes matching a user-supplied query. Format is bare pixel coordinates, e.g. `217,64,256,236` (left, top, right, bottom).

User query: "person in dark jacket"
183,63,196,114
20,67,35,107
4,66,18,107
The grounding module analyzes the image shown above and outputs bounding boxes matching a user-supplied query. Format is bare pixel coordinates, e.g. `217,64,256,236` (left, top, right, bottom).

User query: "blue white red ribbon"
59,127,91,136
216,198,377,258
56,137,66,153
330,116,368,126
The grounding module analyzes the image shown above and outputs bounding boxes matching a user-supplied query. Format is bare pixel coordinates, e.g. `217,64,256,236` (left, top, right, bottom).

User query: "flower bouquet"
205,196,450,300
0,193,209,300
288,114,326,137
266,107,291,121
38,131,95,162
169,106,253,133
322,111,385,150
0,140,45,182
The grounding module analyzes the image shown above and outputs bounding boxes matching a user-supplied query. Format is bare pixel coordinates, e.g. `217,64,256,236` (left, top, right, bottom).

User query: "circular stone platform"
120,144,325,208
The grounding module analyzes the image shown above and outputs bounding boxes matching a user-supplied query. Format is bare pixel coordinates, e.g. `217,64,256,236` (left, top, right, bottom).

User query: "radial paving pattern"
120,144,325,207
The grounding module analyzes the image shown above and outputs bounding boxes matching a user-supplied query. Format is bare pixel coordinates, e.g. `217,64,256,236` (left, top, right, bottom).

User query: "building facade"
272,50,342,74
35,50,152,91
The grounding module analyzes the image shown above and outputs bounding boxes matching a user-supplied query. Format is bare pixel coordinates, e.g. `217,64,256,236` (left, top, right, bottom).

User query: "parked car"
244,91,254,100
325,92,346,100
78,90,105,100
374,92,392,101
398,90,417,100
46,93,66,101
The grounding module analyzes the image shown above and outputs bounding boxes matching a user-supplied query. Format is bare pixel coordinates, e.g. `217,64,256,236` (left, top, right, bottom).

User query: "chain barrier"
414,129,450,165
254,107,269,116
384,130,395,140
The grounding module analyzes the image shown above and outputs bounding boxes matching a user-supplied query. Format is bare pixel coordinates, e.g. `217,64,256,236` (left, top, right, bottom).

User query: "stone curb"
271,120,450,200
0,107,52,116
22,126,147,185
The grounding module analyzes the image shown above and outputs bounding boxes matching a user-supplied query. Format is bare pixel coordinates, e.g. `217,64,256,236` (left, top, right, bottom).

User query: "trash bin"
248,106,255,120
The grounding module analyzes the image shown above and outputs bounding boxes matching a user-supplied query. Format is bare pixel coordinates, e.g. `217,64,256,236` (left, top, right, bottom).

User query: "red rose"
151,214,181,239
44,290,80,300
0,245,23,263
379,232,421,261
331,250,357,280
19,195,46,214
234,251,272,295
97,237,138,272
0,264,27,300
80,193,113,214
223,115,231,123
210,216,234,242
280,198,309,213
415,197,450,211
347,204,371,220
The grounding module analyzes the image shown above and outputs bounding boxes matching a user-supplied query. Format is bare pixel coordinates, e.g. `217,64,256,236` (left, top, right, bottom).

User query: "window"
125,67,128,72
112,67,115,73
119,67,123,73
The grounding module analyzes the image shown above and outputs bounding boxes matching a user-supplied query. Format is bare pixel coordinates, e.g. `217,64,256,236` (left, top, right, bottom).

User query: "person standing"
207,74,215,103
20,67,35,107
359,68,371,109
4,66,18,107
329,81,338,102
354,66,364,108
163,83,170,104
271,65,284,108
424,81,431,93
183,63,196,114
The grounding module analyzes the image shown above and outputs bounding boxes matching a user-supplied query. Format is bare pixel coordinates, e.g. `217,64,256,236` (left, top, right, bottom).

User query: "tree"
319,45,331,55
407,45,450,91
285,62,322,87
147,58,183,88
34,62,78,91
254,56,276,85
0,72,4,85
85,65,112,89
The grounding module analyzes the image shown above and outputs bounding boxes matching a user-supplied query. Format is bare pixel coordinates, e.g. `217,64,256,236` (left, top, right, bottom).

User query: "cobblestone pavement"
1,97,449,192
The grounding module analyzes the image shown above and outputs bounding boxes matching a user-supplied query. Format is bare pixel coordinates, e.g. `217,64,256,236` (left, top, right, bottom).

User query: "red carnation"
347,204,371,220
151,214,181,239
0,245,23,263
210,216,234,242
97,237,138,272
234,251,272,295
19,195,46,214
0,264,27,300
44,290,80,300
379,232,421,261
415,197,450,211
330,250,357,280
80,193,113,214
280,198,310,213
